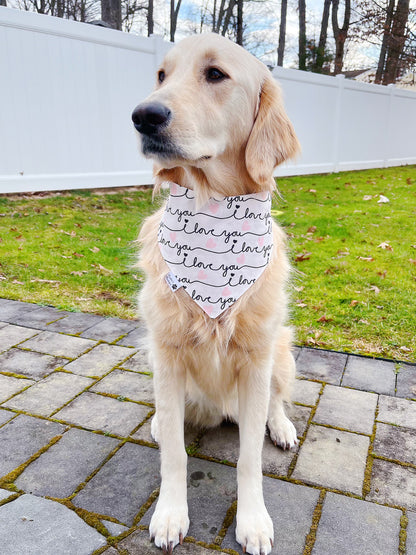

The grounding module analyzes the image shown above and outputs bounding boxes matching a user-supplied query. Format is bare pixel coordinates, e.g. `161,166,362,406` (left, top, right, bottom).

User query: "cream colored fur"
134,33,300,555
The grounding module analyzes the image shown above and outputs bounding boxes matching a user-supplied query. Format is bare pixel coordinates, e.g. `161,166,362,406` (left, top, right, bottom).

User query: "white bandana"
158,183,273,318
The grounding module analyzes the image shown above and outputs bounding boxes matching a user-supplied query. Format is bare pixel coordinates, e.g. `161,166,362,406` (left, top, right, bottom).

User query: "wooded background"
2,0,415,85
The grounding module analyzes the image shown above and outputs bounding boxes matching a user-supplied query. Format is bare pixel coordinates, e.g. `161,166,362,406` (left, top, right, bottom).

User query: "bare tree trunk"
383,0,410,84
236,0,243,45
0,0,7,5
298,0,306,70
375,0,396,83
332,0,351,74
221,0,236,36
277,0,287,66
147,0,154,36
170,0,182,42
101,0,122,29
315,0,332,72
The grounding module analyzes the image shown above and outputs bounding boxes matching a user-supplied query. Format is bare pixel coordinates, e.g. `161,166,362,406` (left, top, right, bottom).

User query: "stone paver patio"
0,297,415,554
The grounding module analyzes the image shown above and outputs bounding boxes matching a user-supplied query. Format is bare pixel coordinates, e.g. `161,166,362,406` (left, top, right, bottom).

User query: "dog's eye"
206,67,227,82
158,70,165,84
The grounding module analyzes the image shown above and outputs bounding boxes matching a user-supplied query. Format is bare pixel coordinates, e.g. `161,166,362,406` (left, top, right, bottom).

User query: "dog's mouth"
141,134,213,164
140,134,186,161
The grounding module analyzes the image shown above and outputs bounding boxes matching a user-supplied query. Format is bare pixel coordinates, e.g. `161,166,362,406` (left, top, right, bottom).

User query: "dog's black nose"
131,102,171,135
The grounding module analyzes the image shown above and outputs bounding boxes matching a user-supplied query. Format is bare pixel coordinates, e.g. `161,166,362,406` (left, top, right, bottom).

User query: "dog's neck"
154,149,275,207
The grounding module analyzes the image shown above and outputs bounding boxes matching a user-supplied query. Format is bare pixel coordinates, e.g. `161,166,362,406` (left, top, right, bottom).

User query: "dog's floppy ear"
245,76,300,187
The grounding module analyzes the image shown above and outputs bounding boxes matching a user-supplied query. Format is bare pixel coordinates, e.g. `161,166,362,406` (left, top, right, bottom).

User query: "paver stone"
0,325,39,352
63,343,135,378
292,425,369,494
15,428,119,498
0,415,64,478
0,374,34,403
73,442,160,525
55,392,151,436
313,384,377,434
342,356,396,395
223,478,320,555
367,459,416,511
21,330,96,358
312,492,401,554
0,348,67,379
377,395,416,429
295,348,347,384
3,372,93,416
0,494,106,554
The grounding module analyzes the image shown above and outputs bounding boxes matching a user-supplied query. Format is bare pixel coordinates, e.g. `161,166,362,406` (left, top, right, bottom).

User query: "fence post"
333,74,345,173
384,84,395,169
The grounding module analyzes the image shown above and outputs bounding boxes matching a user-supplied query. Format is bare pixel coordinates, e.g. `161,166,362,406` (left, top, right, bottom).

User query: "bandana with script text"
158,183,273,318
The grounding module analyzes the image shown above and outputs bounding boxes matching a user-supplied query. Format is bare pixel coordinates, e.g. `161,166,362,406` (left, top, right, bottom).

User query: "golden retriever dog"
132,33,300,555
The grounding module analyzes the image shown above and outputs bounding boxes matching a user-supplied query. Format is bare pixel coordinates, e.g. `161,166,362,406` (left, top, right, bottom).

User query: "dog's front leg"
149,348,189,553
236,360,274,555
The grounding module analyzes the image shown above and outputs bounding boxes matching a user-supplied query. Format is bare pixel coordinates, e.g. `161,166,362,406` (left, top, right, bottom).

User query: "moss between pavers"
399,511,408,555
303,490,326,555
213,499,237,547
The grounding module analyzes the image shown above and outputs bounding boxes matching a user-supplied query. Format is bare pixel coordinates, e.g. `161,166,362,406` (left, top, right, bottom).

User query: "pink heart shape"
258,237,265,247
222,287,232,297
206,238,217,249
242,221,251,231
203,305,213,316
237,254,245,265
170,184,178,195
209,202,219,214
197,270,208,280
170,232,176,242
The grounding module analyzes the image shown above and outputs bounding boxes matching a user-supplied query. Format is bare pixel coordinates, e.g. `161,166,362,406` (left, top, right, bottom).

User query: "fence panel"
1,7,415,193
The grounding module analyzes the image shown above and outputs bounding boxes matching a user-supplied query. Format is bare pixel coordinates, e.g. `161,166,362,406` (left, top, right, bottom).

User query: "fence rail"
1,6,415,194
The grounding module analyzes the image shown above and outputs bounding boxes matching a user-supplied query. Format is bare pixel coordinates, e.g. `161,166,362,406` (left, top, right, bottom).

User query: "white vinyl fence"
1,6,416,194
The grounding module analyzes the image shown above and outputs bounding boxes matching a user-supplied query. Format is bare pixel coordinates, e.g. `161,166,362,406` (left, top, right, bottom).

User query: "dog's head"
132,33,299,194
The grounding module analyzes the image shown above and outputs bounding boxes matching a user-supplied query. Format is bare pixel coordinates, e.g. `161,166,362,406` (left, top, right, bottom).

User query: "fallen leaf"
359,319,370,325
296,300,308,308
350,300,359,306
400,346,411,352
363,195,372,201
97,264,113,275
70,271,87,276
317,315,332,323
12,279,24,285
72,252,84,258
378,242,393,250
89,246,100,253
295,252,312,262
357,256,374,262
410,259,416,265
307,226,317,233
369,285,380,295
294,286,304,292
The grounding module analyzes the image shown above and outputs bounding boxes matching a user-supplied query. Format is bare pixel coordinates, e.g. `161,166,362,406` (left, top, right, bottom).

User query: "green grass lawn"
0,166,415,362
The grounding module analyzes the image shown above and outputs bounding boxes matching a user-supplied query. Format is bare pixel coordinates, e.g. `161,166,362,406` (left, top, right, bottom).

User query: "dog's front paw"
236,504,274,555
268,414,298,451
149,499,189,553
